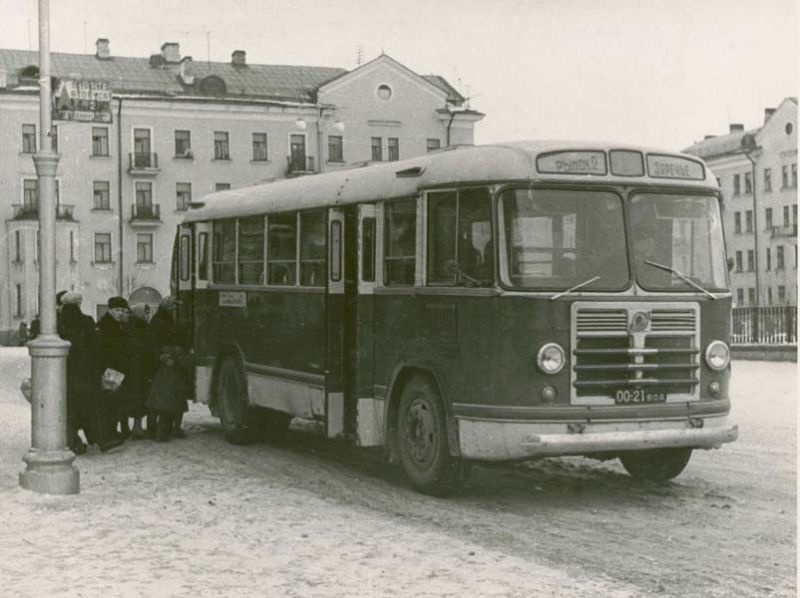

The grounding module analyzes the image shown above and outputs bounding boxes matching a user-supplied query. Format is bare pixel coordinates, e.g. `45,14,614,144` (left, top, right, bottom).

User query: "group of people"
36,291,191,455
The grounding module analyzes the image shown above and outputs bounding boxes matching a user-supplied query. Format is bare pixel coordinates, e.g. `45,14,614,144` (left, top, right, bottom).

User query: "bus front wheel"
618,447,693,482
397,374,469,497
216,357,259,445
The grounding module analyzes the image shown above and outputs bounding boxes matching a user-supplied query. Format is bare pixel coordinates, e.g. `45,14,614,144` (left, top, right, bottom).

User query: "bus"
173,141,738,496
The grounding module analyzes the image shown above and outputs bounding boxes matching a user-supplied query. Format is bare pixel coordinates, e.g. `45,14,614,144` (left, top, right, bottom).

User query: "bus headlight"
537,343,566,374
705,341,730,371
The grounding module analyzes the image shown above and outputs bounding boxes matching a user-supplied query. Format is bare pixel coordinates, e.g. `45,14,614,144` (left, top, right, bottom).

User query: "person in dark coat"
146,345,190,441
127,303,155,438
29,290,67,341
148,296,188,438
96,296,133,441
18,321,29,346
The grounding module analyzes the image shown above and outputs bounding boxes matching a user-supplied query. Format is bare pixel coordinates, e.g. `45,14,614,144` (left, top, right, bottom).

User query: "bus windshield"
499,188,629,290
630,193,728,292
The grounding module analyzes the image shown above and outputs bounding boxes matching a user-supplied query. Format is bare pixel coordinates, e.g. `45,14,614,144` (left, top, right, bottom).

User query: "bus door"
326,207,347,438
176,224,193,320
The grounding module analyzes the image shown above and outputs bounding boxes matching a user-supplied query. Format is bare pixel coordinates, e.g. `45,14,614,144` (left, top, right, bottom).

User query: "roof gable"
755,96,798,143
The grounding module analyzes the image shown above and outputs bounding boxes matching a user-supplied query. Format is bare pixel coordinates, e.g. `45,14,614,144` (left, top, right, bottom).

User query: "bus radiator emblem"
629,311,651,333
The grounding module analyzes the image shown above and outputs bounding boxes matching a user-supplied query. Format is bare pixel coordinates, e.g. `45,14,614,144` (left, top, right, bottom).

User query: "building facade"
0,42,483,343
684,97,797,307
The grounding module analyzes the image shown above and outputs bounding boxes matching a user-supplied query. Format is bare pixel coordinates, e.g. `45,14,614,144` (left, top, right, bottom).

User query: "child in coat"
145,345,189,441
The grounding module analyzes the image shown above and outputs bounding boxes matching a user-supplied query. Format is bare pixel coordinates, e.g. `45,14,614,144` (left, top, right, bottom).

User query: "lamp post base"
19,449,79,495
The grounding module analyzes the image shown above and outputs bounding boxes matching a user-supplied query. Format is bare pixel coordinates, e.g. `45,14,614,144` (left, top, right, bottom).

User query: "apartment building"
0,41,483,343
683,97,797,307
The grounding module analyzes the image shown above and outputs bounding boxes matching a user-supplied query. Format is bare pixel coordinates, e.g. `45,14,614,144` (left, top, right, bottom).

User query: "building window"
747,249,754,272
782,165,789,188
252,133,268,161
93,181,110,210
15,284,23,317
426,138,441,152
388,137,399,162
136,233,154,263
376,84,392,101
744,171,752,194
371,137,382,161
792,163,797,188
70,230,74,263
793,204,798,225
52,125,58,153
214,131,230,160
777,245,785,270
733,174,740,195
175,130,192,158
783,205,790,225
766,247,771,271
94,233,112,263
734,212,741,234
176,183,191,211
92,127,109,156
767,287,773,305
384,199,416,286
748,288,756,305
215,183,231,192
23,179,38,212
778,285,786,304
765,207,773,230
135,181,153,208
35,230,40,263
328,135,343,162
736,288,744,306
22,124,36,153
745,210,753,233
14,230,22,262
764,168,772,192
735,250,743,272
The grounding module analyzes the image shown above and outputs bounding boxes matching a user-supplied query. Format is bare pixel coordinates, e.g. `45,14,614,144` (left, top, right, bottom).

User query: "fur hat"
108,296,129,310
56,290,68,305
60,291,83,306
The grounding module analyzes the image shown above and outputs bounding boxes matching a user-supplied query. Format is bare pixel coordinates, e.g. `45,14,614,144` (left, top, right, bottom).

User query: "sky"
0,0,797,151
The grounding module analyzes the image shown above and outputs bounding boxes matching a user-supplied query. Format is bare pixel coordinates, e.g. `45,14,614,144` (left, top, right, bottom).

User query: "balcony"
128,152,160,174
12,203,75,221
287,155,315,177
130,204,161,226
771,224,797,238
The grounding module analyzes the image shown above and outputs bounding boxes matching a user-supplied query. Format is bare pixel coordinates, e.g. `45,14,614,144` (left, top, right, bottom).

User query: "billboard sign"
52,78,112,123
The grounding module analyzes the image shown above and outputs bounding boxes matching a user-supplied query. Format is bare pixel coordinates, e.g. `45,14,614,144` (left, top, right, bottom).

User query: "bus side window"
268,212,297,285
198,232,208,282
362,217,376,282
238,216,265,284
179,235,190,281
212,220,236,283
300,209,326,286
384,199,416,286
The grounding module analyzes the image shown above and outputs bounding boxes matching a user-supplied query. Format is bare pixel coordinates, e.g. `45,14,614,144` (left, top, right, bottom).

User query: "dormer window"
199,76,226,96
19,66,39,87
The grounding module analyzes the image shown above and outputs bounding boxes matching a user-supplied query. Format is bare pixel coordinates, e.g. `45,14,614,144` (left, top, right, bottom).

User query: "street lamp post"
19,0,79,495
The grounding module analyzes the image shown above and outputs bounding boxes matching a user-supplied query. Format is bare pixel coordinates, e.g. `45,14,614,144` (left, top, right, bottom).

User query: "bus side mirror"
727,258,735,272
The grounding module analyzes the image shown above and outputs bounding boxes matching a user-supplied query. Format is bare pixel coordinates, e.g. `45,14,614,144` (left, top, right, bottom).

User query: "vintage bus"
173,141,738,496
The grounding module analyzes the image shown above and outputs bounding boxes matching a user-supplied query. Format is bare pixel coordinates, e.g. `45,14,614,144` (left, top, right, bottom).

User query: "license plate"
614,389,667,404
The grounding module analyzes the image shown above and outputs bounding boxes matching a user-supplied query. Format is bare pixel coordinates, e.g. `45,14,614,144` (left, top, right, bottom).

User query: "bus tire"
619,447,693,482
216,356,259,445
397,374,469,497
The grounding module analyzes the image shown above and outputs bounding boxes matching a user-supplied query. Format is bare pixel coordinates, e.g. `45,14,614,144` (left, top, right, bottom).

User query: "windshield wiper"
642,260,718,300
550,275,602,300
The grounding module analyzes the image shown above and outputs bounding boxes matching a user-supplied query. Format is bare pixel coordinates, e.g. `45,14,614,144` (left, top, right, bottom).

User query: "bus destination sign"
646,154,705,180
537,151,608,175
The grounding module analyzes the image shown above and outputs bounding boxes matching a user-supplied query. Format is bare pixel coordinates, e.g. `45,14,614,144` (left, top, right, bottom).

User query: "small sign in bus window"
536,151,607,175
646,154,705,180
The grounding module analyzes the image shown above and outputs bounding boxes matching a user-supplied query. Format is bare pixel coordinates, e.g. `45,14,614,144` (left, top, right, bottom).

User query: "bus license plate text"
614,389,667,404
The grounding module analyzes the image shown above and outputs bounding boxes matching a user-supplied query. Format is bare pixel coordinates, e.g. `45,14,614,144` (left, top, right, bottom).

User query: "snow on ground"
0,348,637,598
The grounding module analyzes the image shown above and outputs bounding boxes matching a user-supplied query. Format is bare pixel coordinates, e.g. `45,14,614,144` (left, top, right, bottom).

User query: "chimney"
704,135,716,140
232,50,246,67
764,107,776,123
180,56,194,85
729,123,744,134
95,38,110,60
161,42,180,64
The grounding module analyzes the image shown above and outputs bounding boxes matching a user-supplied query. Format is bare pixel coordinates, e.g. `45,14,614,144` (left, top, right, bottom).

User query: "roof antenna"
27,19,32,51
83,21,88,54
355,44,364,67
205,29,212,66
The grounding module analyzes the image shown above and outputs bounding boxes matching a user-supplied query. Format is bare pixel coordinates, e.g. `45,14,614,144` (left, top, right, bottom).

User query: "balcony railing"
128,152,160,173
130,203,161,223
771,224,797,238
731,305,797,345
287,155,315,176
12,203,75,221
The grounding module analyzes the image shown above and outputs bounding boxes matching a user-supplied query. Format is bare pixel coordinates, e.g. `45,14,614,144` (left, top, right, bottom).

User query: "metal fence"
731,305,797,345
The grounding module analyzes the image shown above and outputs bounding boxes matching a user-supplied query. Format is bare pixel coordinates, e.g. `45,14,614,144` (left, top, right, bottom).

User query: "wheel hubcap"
403,397,436,467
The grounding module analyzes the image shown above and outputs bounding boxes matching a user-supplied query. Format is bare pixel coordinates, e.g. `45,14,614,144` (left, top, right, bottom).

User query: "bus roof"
183,140,717,223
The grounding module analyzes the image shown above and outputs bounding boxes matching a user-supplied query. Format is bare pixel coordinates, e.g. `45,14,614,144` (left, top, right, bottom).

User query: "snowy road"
0,348,795,597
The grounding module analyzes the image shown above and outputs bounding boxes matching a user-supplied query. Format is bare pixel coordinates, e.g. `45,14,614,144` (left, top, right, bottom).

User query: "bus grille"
571,302,700,404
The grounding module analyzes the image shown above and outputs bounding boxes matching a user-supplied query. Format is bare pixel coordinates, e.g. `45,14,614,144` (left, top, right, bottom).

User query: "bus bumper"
457,416,738,461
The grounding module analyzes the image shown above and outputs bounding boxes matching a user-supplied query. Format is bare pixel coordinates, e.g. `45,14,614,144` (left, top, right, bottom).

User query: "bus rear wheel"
216,357,259,445
619,447,693,482
397,374,469,497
